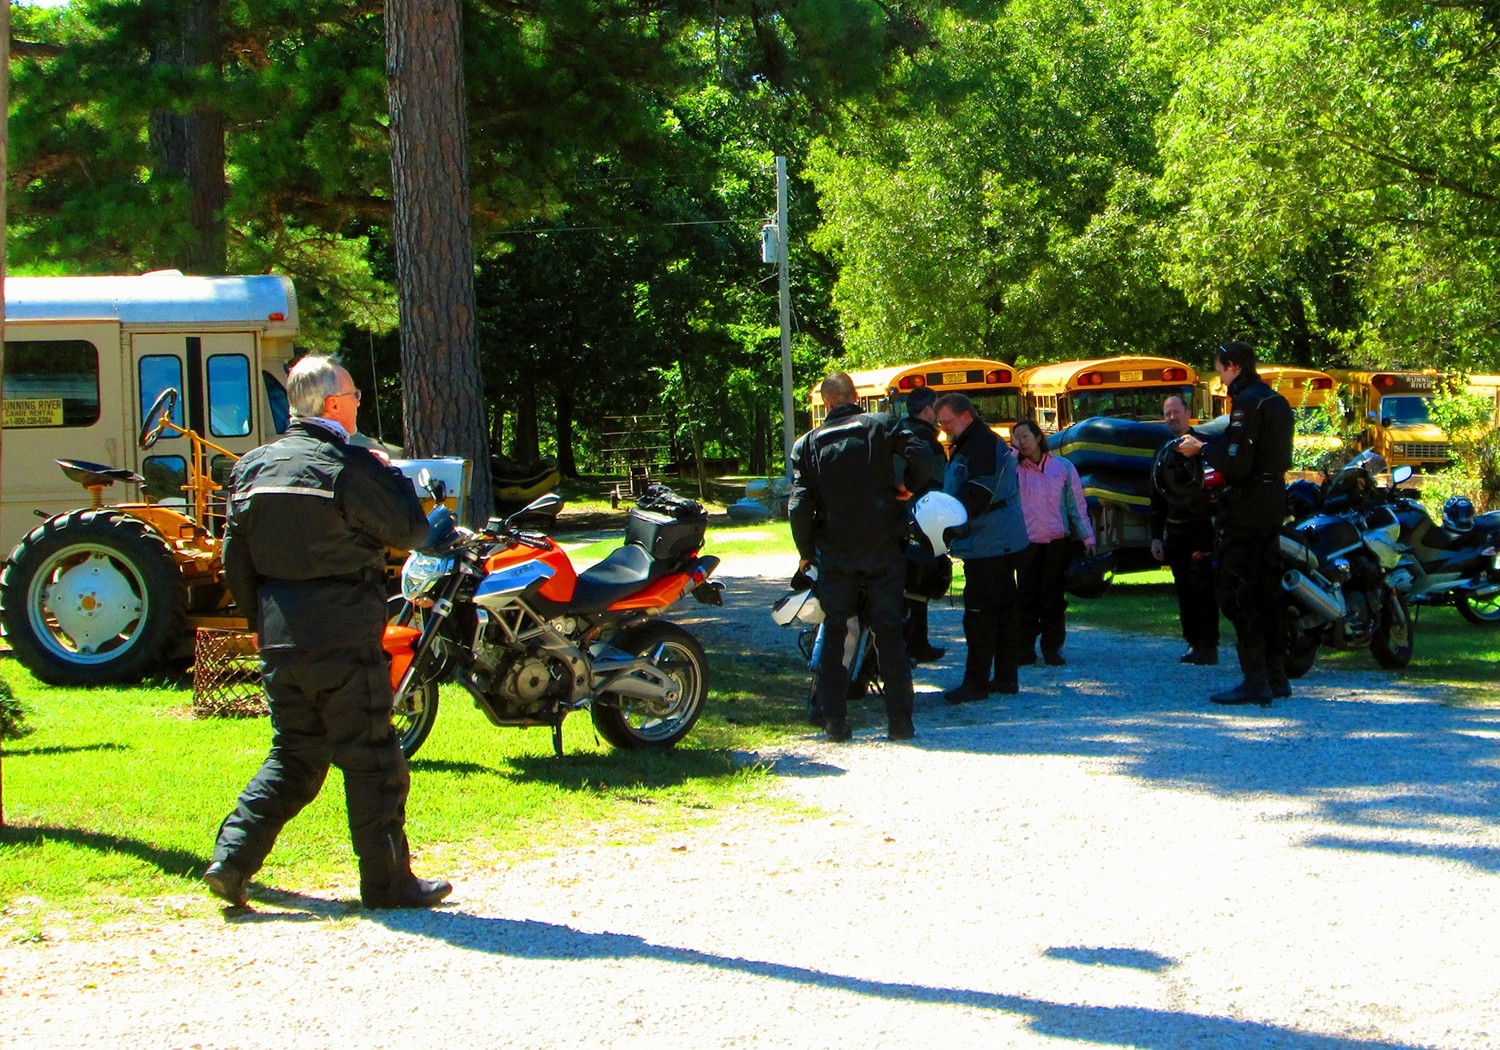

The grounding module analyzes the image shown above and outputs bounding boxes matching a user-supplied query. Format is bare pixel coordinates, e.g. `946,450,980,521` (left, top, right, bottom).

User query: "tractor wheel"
0,510,187,685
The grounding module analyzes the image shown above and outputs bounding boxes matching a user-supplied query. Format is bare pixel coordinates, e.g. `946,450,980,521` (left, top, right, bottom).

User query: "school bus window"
139,355,185,438
263,371,291,434
142,455,187,503
1,339,101,428
207,353,253,437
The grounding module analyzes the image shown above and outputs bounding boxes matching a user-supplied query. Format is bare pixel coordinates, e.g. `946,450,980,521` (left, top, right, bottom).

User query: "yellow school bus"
809,357,1023,438
1326,368,1451,470
1019,355,1197,433
1464,374,1500,425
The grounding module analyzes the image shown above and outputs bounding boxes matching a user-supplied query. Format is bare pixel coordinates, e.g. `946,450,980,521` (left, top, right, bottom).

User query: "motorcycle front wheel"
1371,591,1415,669
591,622,708,749
1284,627,1319,679
1457,590,1500,626
393,681,440,758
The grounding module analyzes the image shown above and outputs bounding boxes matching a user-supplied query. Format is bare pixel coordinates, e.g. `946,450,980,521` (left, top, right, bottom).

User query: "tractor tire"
0,510,187,685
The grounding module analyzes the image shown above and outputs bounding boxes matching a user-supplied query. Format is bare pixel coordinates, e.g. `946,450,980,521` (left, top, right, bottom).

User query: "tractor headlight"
401,551,453,602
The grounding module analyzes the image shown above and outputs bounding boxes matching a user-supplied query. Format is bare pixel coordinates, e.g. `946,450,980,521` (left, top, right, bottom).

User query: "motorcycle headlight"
401,551,453,602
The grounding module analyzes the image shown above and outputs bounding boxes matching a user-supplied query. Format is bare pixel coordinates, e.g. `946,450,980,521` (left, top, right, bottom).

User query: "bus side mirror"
1381,417,1393,428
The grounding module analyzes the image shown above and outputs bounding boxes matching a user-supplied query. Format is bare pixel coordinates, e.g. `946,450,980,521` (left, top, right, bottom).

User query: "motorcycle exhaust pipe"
1282,569,1345,623
1279,535,1318,574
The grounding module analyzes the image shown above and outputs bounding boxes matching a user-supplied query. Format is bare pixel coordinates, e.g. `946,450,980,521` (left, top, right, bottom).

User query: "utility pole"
775,157,794,478
2,0,11,827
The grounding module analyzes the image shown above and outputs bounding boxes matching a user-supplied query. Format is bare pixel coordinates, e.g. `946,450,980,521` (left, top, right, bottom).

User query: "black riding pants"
816,553,913,729
212,649,412,882
1217,526,1287,687
1164,519,1220,650
959,552,1020,690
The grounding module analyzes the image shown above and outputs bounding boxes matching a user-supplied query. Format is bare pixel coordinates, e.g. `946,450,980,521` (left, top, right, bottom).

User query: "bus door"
130,332,264,515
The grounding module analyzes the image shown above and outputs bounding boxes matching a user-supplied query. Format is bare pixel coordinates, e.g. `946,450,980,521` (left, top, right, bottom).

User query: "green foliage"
0,676,32,741
1425,386,1500,511
1148,0,1500,367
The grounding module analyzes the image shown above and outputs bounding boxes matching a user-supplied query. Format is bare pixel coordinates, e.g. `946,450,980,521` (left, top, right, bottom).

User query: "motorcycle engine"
469,630,571,714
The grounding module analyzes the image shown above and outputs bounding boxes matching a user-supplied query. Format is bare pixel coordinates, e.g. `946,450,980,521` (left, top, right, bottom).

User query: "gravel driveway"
4,554,1499,1049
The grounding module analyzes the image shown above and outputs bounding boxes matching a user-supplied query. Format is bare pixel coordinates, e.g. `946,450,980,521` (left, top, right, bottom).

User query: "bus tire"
0,510,187,685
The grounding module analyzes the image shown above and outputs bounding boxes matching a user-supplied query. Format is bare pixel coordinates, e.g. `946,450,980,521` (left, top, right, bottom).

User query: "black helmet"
904,547,953,600
1152,439,1216,517
1443,496,1476,532
1063,548,1116,599
1286,479,1321,522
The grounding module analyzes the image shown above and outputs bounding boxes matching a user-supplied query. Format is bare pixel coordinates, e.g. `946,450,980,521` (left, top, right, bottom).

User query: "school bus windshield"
1073,385,1195,422
1381,395,1432,424
891,388,1022,424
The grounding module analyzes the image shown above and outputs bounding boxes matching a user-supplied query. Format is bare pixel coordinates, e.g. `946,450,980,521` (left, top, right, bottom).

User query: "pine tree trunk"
148,0,226,274
384,0,492,522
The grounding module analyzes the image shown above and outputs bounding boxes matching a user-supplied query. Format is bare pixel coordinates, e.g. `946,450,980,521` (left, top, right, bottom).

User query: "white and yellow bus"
1019,355,1198,433
809,357,1023,438
1326,368,1451,470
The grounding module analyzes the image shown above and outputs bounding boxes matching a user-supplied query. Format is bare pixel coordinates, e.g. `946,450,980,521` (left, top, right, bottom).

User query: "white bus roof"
4,272,298,334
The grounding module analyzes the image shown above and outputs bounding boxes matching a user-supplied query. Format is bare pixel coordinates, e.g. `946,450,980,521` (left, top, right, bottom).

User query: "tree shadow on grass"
369,909,1432,1050
0,822,202,878
3,742,129,758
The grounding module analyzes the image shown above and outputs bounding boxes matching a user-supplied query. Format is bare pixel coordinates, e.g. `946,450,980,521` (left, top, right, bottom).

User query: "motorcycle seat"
571,541,673,612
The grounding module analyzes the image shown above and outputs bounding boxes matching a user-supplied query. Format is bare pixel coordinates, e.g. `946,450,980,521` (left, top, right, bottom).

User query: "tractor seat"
57,459,145,488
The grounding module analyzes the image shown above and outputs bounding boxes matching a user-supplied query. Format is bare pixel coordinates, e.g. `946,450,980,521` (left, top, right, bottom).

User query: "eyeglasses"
330,388,362,404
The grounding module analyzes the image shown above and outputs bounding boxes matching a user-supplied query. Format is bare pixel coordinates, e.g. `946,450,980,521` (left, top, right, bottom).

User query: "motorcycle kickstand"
551,721,565,758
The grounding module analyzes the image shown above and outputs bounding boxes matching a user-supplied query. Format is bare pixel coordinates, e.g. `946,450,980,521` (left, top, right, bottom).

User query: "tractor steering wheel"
139,388,180,450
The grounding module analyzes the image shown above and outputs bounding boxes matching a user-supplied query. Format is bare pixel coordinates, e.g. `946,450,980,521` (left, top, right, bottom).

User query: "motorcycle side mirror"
509,492,561,523
1391,465,1414,486
415,467,448,506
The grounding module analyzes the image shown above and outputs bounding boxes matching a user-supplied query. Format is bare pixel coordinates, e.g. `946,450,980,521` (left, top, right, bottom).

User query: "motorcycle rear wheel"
1371,592,1415,669
1457,591,1500,626
591,622,707,749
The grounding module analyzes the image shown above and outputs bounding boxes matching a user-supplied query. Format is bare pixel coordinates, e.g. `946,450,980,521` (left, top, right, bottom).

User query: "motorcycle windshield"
1324,450,1387,508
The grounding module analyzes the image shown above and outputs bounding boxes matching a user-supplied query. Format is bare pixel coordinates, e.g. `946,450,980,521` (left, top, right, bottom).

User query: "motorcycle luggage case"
627,505,708,560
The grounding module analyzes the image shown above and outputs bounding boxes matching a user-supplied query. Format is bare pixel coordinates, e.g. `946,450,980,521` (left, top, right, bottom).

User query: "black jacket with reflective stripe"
223,420,428,651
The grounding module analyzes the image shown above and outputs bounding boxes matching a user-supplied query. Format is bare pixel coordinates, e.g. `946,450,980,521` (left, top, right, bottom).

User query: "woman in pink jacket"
1012,419,1095,665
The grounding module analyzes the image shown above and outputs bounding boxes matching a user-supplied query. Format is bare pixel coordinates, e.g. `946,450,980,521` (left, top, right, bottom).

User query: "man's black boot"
363,876,453,910
1183,646,1219,665
824,719,853,742
1210,680,1273,706
204,861,250,908
908,644,946,664
887,719,915,741
944,681,991,705
1270,677,1292,699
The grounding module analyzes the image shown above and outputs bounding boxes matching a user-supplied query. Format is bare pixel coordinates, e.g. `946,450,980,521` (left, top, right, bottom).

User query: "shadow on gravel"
697,570,1500,875
371,910,1432,1049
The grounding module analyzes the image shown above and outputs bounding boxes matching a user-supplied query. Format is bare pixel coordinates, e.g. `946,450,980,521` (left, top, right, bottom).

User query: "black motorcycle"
1276,452,1418,677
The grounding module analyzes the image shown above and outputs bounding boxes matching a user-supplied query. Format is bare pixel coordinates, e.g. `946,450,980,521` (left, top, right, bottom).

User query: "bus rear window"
2,339,102,428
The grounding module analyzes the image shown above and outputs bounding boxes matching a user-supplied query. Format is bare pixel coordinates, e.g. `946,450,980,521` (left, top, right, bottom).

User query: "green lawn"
0,644,813,931
1071,567,1500,703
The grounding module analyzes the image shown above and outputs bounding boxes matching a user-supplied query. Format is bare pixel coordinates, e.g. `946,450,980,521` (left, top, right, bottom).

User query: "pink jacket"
1014,449,1095,546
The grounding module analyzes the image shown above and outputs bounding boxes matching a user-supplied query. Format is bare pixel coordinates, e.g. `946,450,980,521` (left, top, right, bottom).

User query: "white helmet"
912,491,967,556
771,588,824,627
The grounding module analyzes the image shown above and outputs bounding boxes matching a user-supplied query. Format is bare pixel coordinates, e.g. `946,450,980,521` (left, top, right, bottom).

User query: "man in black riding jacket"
896,386,949,663
1150,394,1220,666
205,355,450,910
789,372,932,742
1178,341,1295,706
